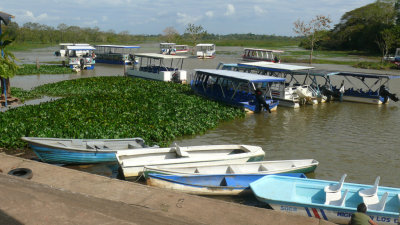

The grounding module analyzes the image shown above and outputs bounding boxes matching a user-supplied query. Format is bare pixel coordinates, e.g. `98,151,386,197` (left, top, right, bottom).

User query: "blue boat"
146,173,306,196
191,69,286,112
250,175,400,225
329,72,399,104
21,137,154,165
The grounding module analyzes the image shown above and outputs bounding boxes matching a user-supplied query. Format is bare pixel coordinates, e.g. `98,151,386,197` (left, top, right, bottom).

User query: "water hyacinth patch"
16,64,75,75
0,77,245,149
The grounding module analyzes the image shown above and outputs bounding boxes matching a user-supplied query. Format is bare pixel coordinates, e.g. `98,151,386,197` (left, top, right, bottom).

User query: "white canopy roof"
66,45,96,50
134,53,188,59
238,62,314,71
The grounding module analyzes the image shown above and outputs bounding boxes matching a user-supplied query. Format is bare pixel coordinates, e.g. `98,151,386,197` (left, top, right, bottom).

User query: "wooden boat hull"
147,173,306,196
22,137,150,165
143,159,318,178
250,176,400,225
117,145,266,179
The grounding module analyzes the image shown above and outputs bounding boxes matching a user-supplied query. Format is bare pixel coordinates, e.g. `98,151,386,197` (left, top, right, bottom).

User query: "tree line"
302,0,400,56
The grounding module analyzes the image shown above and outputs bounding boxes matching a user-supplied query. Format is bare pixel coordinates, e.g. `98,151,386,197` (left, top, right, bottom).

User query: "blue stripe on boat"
320,209,328,220
31,145,117,164
305,207,312,217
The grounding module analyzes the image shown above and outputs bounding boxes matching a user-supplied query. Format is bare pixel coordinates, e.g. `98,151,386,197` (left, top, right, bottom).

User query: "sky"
1,0,376,36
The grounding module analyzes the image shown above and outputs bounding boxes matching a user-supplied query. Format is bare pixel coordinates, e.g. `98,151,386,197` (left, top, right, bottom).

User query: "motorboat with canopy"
94,45,140,65
191,69,285,112
126,53,187,83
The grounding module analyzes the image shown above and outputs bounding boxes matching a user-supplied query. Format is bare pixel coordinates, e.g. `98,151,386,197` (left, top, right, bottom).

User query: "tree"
293,15,332,64
163,26,180,43
185,24,206,54
0,31,18,99
328,1,396,52
376,28,396,61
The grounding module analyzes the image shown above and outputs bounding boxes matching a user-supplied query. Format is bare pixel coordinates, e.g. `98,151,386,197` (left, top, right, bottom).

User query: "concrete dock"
0,153,335,225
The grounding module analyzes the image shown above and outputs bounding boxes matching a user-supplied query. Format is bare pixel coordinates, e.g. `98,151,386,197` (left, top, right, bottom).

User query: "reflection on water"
12,45,400,189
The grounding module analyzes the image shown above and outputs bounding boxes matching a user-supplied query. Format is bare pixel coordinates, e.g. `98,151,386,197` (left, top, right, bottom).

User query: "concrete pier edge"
0,153,335,225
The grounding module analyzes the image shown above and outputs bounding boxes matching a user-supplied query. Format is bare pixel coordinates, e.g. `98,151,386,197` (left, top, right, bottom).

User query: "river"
11,44,400,188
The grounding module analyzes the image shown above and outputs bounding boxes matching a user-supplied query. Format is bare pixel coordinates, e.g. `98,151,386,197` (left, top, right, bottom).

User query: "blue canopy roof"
194,69,286,83
331,72,400,79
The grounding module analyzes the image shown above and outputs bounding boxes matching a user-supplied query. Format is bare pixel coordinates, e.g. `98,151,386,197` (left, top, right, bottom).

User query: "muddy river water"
11,44,400,188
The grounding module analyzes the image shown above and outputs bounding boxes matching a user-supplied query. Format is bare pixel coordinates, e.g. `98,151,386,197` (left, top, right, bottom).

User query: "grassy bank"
2,77,245,149
9,43,55,52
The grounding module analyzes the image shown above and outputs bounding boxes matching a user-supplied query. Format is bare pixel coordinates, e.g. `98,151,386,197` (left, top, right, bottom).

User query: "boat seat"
359,176,380,197
325,189,348,206
363,192,388,211
225,166,242,174
71,139,83,146
173,143,189,158
86,142,108,150
128,142,143,149
324,174,347,193
258,165,268,172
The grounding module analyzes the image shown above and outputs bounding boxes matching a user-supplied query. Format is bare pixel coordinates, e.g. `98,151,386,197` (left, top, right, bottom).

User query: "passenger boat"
250,175,400,225
64,45,96,71
175,45,189,53
126,53,187,83
191,69,285,112
218,62,320,107
21,137,154,165
143,159,319,178
116,144,265,179
160,43,176,55
196,44,216,59
242,48,284,62
94,45,140,65
329,72,399,104
146,173,306,196
55,43,90,57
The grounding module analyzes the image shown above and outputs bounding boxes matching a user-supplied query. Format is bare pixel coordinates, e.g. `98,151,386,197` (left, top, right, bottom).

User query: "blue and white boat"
191,69,285,112
21,137,153,165
64,45,96,71
329,72,399,104
94,45,140,65
218,62,322,107
250,175,400,225
147,173,306,196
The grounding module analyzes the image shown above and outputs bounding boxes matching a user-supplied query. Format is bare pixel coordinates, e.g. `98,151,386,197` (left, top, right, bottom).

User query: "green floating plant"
0,77,245,149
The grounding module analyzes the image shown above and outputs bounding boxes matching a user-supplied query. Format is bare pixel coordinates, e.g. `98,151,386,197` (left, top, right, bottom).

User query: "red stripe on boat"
312,208,321,219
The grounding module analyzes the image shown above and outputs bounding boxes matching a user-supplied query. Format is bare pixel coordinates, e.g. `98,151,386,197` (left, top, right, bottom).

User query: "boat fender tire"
8,168,33,179
80,58,85,69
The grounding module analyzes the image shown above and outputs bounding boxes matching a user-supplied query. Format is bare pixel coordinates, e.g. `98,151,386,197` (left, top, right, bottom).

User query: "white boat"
55,43,91,57
242,48,284,62
175,45,189,54
126,53,187,83
116,144,266,179
160,43,176,55
143,159,319,178
196,43,216,59
63,45,96,71
94,45,140,65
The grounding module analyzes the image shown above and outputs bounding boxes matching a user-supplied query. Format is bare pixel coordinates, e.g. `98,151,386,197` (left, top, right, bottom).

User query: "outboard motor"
320,84,334,102
171,72,182,84
379,85,399,103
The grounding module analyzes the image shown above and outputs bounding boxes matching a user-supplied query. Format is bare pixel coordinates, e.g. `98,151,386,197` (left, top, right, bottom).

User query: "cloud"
20,10,49,22
225,4,235,16
205,11,214,18
102,16,108,22
254,6,266,15
176,12,202,25
83,20,99,26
